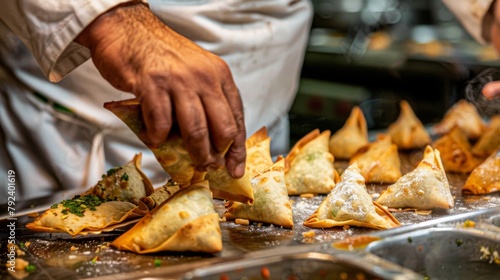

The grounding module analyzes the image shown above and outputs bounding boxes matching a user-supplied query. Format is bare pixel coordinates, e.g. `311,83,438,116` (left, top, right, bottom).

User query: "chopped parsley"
51,195,108,217
120,172,129,182
106,167,122,176
455,239,464,247
25,264,36,273
407,237,413,243
154,259,161,267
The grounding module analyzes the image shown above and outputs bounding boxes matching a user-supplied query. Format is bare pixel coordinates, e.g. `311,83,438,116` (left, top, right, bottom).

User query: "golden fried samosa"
433,99,486,139
285,129,337,195
433,126,483,173
111,181,222,254
245,127,273,178
349,134,402,184
472,115,500,158
387,100,431,150
104,99,254,204
329,106,368,159
463,148,500,195
26,195,148,236
376,146,454,209
224,157,293,228
304,162,400,230
86,153,154,205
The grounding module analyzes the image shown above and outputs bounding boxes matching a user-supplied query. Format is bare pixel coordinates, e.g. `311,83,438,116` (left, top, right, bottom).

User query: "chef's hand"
75,2,246,177
482,82,500,99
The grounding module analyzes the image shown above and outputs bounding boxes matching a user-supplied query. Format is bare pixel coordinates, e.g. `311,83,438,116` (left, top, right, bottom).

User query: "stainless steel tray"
1,151,499,280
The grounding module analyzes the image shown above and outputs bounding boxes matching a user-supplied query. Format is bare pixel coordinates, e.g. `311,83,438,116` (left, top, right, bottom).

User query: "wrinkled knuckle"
220,125,238,141
185,126,208,143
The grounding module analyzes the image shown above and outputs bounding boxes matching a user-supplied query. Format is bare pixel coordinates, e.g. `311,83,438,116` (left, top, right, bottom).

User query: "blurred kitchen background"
289,0,500,142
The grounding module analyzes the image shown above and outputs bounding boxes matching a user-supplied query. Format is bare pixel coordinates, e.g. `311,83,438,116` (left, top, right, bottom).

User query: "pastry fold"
329,106,368,159
304,162,400,230
245,127,274,178
224,157,293,228
104,99,253,204
26,154,153,235
432,99,486,139
463,148,500,195
111,181,222,254
349,134,402,184
285,129,338,195
472,115,500,158
387,100,431,150
432,126,483,173
376,146,454,210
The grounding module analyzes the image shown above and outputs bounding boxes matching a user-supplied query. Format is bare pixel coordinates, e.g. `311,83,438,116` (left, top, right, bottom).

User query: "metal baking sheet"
1,151,499,280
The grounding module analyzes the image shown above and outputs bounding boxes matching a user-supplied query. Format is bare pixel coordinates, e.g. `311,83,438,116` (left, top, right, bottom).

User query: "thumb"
482,81,500,99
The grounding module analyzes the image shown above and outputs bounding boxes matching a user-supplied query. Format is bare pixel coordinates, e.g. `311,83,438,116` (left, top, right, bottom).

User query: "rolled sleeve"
442,0,495,44
0,0,148,82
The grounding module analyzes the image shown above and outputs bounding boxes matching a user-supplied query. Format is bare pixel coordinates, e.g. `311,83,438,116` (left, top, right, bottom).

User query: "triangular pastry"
387,100,431,150
104,99,254,204
329,106,368,159
26,154,153,235
111,181,222,254
85,153,154,205
472,115,500,158
349,134,402,184
304,162,400,230
245,127,274,178
224,157,293,228
285,129,338,195
376,146,454,209
463,148,500,195
433,99,486,139
432,126,483,173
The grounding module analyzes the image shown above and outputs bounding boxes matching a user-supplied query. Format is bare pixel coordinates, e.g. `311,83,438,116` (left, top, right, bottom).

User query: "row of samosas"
329,99,500,194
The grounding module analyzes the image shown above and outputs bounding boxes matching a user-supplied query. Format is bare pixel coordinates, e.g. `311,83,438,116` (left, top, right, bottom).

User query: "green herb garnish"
25,264,36,273
408,237,413,243
53,195,108,217
106,167,122,176
154,259,161,267
455,239,464,247
121,172,129,182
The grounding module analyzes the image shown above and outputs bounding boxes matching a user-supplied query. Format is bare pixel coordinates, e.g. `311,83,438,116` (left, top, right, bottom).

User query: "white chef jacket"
0,0,313,203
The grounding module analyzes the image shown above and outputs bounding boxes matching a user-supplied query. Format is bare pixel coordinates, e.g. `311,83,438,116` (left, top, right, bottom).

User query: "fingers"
171,86,224,171
482,81,500,100
139,85,172,146
221,77,247,178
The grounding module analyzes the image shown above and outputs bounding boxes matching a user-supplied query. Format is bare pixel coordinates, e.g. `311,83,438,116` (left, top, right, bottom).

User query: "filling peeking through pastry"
329,106,368,159
376,146,454,210
104,98,254,204
349,134,402,184
26,154,151,235
285,129,338,195
387,100,431,150
245,127,274,178
304,162,400,230
224,157,293,228
111,181,222,254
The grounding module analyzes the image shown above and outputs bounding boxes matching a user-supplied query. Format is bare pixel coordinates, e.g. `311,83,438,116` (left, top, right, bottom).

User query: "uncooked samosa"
245,127,273,178
433,126,483,173
329,106,368,159
349,134,402,184
224,157,293,228
463,148,500,195
387,100,431,150
304,162,400,230
111,181,222,254
285,129,337,195
376,146,454,209
433,99,486,139
104,99,254,204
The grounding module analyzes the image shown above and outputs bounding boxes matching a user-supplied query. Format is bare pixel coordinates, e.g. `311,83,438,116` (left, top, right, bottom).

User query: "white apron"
0,0,313,203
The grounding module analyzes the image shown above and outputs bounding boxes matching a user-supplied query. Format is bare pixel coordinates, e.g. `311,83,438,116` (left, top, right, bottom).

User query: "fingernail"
233,162,245,178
